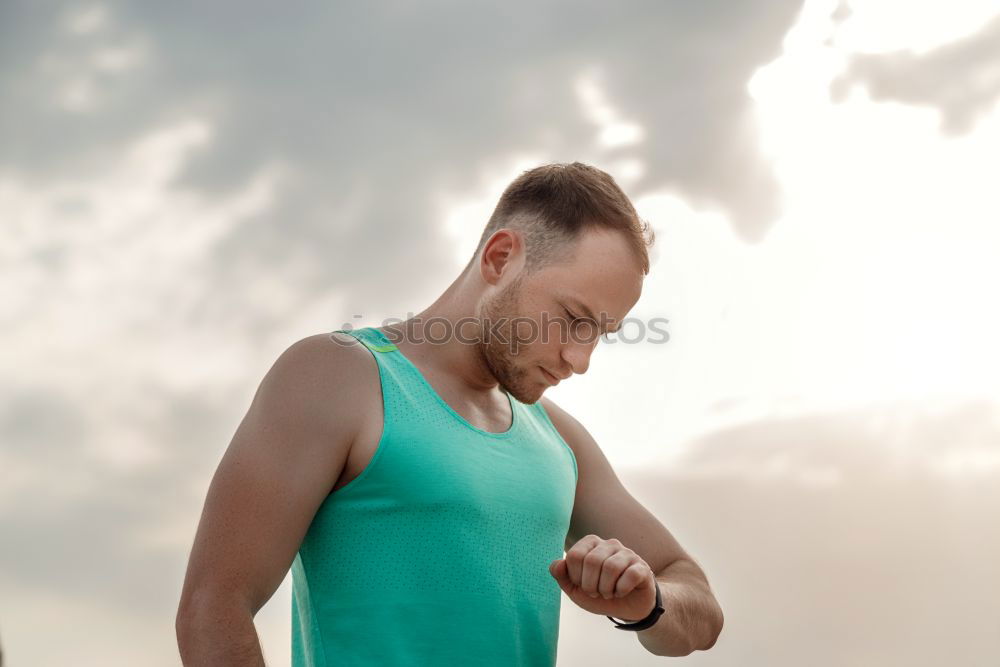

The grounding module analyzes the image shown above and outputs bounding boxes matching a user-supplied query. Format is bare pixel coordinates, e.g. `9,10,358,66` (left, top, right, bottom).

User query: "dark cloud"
1,3,805,341
0,3,819,663
831,13,1000,135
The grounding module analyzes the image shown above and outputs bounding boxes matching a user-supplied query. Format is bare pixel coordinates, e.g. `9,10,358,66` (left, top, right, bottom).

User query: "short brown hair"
466,161,655,276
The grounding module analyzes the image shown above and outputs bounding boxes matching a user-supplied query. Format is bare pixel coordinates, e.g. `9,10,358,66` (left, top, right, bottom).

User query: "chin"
510,383,545,406
499,377,539,405
514,392,541,406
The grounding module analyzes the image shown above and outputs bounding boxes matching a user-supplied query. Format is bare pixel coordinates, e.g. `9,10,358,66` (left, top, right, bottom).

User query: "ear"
480,229,523,285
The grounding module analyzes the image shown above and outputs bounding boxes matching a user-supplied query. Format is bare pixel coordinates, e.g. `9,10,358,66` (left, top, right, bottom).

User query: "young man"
176,162,724,665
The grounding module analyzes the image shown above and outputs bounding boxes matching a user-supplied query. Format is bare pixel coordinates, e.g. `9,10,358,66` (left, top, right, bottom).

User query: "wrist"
616,600,655,623
607,582,665,631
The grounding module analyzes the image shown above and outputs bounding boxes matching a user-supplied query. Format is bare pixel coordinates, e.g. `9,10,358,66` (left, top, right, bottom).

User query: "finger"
548,558,570,591
580,543,618,596
564,535,601,589
614,561,653,598
598,552,636,599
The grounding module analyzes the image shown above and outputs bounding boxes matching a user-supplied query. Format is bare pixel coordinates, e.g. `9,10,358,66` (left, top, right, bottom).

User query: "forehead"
526,228,644,315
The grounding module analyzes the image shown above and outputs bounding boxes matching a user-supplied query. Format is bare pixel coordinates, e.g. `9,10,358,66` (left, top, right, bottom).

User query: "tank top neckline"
364,326,519,439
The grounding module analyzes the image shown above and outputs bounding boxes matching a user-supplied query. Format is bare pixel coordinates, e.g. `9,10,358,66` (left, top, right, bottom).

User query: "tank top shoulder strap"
334,326,398,354
331,326,530,439
330,325,425,396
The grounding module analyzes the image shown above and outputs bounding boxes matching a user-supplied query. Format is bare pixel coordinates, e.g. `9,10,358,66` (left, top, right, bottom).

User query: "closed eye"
562,305,606,338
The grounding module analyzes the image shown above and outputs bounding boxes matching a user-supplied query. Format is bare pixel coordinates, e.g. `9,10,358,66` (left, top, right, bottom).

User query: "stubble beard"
477,277,543,405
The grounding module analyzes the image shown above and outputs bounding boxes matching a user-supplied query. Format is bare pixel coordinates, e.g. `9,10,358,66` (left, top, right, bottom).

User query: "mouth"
540,367,560,386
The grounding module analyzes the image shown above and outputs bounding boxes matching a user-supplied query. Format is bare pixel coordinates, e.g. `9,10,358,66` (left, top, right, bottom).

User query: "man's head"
467,162,653,404
463,161,654,279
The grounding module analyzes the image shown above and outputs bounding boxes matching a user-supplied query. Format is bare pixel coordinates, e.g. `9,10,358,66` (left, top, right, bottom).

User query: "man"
176,162,724,665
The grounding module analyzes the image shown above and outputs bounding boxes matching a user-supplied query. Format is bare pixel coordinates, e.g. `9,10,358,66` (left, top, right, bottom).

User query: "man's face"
477,227,644,404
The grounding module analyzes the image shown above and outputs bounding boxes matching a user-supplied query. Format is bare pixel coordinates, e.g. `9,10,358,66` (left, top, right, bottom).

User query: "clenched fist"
548,534,659,623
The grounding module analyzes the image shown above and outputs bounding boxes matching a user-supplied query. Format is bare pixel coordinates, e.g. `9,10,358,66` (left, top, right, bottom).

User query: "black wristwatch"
606,583,665,631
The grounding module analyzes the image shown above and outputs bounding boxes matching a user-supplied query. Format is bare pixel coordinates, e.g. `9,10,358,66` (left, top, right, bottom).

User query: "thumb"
548,558,571,592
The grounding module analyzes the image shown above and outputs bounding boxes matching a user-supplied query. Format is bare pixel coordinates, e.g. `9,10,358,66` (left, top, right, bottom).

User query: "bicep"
542,397,690,572
178,335,361,617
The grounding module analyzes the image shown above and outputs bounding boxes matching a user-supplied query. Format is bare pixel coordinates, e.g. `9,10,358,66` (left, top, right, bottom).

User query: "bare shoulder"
283,330,371,369
176,331,382,619
538,395,572,425
539,396,652,556
278,330,377,384
538,395,594,457
538,394,625,490
252,331,381,443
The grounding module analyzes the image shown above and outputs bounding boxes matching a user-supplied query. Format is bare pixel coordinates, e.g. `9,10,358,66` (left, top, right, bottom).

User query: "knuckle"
608,551,630,565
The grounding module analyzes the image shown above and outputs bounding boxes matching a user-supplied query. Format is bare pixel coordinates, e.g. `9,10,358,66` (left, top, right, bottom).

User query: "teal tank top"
290,326,579,666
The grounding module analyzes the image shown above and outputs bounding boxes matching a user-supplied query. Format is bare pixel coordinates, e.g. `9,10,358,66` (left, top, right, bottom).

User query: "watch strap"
606,582,665,631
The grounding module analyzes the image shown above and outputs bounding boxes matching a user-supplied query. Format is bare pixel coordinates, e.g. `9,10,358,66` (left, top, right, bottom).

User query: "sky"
2,0,999,665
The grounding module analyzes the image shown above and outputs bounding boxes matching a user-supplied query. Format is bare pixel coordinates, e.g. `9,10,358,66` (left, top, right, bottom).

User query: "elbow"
700,604,724,651
175,603,202,651
174,589,253,642
175,591,206,639
175,597,196,640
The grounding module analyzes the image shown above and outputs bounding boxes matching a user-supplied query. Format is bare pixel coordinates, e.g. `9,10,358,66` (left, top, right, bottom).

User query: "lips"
540,367,560,385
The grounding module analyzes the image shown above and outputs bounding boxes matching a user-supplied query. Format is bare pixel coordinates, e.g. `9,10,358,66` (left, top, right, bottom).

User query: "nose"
559,338,598,377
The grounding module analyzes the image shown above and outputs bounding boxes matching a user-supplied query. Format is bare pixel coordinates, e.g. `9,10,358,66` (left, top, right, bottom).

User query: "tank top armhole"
327,328,392,496
532,401,579,484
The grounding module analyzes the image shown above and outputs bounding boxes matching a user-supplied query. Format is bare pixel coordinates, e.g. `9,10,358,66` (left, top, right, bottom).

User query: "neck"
385,271,502,396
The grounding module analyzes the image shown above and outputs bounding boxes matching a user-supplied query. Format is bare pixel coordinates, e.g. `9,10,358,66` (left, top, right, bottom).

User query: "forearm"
634,559,723,657
176,601,267,667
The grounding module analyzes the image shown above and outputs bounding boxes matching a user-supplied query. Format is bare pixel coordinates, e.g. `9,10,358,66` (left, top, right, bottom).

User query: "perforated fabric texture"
291,326,578,666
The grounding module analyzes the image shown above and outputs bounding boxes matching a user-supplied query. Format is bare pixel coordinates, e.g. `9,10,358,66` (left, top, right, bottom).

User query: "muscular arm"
540,396,723,656
638,557,723,657
176,333,366,665
177,604,265,667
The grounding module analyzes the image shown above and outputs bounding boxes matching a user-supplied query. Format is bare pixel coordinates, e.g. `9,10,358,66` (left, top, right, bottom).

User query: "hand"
548,534,658,622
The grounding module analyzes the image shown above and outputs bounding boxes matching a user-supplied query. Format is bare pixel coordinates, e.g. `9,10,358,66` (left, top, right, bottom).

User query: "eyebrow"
566,297,623,334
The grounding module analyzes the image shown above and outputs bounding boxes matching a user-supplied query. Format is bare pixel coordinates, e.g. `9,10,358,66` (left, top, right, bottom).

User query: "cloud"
831,12,1000,135
0,3,814,661
21,2,1000,665
669,397,1000,480
579,398,1000,666
1,3,806,280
